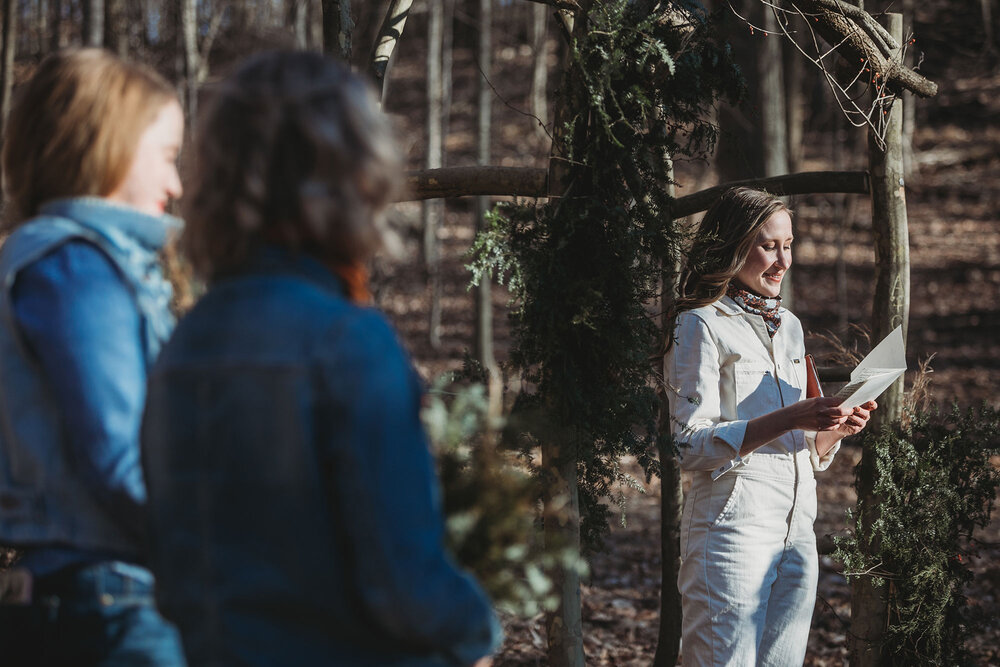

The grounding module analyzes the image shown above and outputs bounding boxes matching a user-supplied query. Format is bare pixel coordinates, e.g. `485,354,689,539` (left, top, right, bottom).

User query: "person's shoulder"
676,300,731,329
16,239,123,294
327,305,408,362
779,307,804,329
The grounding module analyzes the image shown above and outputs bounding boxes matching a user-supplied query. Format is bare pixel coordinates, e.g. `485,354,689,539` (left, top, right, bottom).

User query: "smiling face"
734,209,793,298
107,100,184,216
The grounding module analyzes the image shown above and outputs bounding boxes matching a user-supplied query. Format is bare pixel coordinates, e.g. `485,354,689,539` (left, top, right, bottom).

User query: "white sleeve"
666,312,747,472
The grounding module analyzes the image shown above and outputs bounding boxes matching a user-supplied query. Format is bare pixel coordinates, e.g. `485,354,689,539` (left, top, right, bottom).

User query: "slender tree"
369,0,413,99
104,0,128,57
83,0,104,47
322,0,353,62
530,0,548,138
1,0,16,128
50,0,63,52
424,0,445,350
291,0,309,49
180,0,198,123
473,0,497,375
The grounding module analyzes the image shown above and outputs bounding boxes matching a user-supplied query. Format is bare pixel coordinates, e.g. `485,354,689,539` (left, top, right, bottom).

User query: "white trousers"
678,450,818,667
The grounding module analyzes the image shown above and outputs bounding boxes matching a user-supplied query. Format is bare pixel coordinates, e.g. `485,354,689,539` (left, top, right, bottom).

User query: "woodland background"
0,0,997,664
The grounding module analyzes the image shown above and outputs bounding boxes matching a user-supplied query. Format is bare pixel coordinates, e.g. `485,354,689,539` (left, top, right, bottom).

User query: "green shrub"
422,377,587,617
835,405,1000,665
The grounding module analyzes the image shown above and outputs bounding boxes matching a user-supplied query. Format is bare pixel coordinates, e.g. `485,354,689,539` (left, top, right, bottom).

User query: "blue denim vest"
0,198,178,558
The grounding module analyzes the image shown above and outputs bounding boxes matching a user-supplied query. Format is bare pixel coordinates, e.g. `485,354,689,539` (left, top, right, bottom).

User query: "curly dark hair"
183,51,402,283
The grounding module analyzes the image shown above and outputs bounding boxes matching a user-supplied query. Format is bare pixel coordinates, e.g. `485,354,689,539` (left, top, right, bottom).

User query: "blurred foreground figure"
0,49,187,665
142,51,501,667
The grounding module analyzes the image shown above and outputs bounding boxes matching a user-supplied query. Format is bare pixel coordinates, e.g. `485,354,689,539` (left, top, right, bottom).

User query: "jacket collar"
38,197,182,251
712,294,786,316
230,245,348,298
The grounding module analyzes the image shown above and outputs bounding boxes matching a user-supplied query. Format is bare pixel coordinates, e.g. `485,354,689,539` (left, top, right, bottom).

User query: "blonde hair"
183,51,401,285
675,187,789,313
1,48,177,228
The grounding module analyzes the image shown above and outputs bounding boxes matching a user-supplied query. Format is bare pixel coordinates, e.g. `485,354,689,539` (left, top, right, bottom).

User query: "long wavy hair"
675,187,789,314
182,51,402,301
1,48,176,228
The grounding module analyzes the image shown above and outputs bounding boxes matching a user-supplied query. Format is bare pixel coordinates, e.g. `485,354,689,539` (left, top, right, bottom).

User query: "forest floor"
376,2,1000,665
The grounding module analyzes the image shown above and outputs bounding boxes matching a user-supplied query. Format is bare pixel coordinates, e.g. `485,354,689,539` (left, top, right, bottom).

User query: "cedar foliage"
424,378,586,616
835,405,1000,665
469,1,741,545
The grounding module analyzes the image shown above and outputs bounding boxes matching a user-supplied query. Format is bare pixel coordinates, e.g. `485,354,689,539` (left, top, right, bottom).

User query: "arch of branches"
358,2,930,666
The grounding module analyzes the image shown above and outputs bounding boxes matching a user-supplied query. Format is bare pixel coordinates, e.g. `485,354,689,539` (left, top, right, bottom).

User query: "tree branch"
671,170,870,219
399,166,548,201
522,0,582,11
811,0,898,55
792,1,937,97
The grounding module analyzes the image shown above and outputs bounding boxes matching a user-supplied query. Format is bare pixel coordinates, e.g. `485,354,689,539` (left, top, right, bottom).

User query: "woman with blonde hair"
0,49,186,665
666,187,877,665
141,51,500,666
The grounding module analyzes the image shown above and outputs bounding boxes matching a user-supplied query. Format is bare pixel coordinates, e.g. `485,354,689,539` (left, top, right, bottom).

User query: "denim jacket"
666,296,838,478
142,248,501,667
0,198,178,560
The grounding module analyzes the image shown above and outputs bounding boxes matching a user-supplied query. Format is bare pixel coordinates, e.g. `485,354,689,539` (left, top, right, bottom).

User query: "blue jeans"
0,561,186,666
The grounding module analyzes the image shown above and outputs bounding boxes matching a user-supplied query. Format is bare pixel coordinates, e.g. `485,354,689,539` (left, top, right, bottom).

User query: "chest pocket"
733,361,781,421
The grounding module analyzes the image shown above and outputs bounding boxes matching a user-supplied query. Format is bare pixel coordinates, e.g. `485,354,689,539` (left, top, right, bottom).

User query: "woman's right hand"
786,397,853,431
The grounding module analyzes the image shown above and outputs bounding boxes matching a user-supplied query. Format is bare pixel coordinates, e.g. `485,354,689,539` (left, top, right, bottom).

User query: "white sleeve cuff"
807,431,840,471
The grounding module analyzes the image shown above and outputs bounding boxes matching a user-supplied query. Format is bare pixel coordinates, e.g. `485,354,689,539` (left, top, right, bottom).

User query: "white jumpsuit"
665,296,839,666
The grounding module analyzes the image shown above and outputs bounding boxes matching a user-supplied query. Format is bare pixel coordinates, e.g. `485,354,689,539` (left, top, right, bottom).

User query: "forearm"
813,430,843,459
739,406,794,456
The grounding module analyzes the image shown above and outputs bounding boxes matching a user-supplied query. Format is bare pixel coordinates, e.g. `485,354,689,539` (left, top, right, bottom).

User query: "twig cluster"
730,0,935,151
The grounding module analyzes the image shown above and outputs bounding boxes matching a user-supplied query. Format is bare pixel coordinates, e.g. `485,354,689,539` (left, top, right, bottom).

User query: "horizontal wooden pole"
400,166,548,201
400,168,870,222
671,171,870,219
818,366,853,383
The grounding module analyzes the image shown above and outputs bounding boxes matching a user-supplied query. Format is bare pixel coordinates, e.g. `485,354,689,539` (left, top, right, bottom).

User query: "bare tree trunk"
715,0,762,183
322,0,352,62
424,0,445,350
441,0,455,140
307,0,323,51
291,0,308,49
784,38,804,175
473,0,497,375
104,0,127,57
83,0,104,47
901,0,915,178
369,0,413,99
758,5,793,308
181,0,198,124
851,14,908,667
530,1,548,138
50,0,64,52
1,0,16,130
983,0,996,50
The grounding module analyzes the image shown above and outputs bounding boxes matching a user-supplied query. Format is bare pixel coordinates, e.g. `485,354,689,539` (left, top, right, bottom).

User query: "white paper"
833,326,907,409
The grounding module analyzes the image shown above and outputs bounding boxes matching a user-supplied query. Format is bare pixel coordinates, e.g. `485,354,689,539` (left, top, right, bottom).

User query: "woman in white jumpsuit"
665,187,878,666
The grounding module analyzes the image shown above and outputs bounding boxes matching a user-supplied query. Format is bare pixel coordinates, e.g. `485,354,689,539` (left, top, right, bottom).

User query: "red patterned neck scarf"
726,283,782,338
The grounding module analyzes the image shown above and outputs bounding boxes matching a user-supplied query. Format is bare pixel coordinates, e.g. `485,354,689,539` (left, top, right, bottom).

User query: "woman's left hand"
833,400,877,438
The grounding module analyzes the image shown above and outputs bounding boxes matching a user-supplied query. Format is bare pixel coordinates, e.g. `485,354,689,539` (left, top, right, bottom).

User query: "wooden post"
542,7,588,666
653,162,683,667
850,12,909,667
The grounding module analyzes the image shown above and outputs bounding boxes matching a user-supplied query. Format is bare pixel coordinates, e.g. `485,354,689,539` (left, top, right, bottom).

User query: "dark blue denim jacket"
0,198,178,566
142,248,502,666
